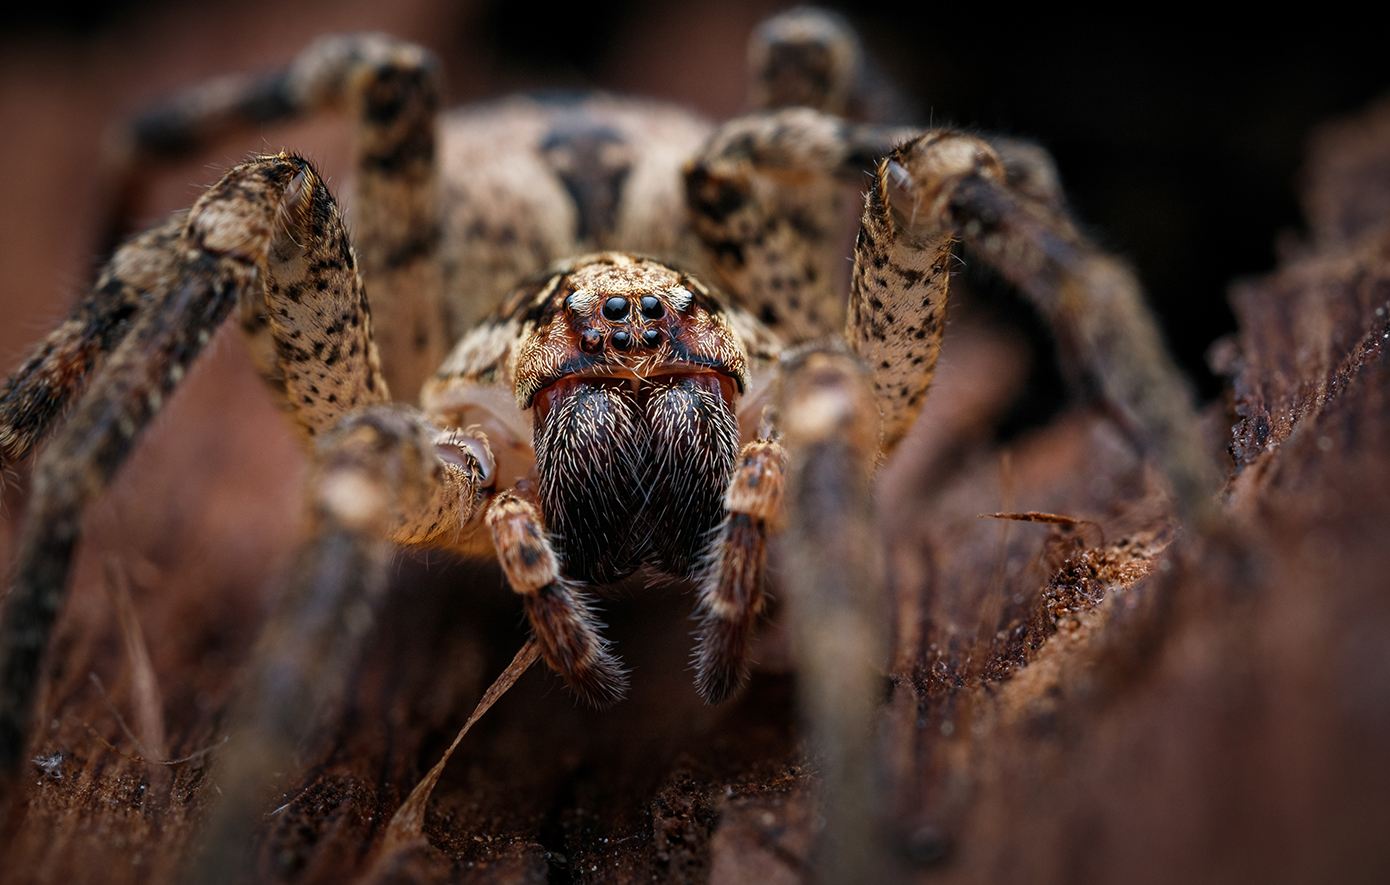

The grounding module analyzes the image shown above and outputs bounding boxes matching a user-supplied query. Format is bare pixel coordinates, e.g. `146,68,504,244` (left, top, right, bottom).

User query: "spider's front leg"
189,404,492,883
0,153,468,799
0,155,328,788
1,36,445,478
875,131,1220,520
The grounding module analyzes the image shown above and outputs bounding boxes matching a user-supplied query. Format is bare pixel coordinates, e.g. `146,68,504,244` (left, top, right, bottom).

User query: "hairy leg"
882,131,1219,520
0,216,183,470
485,491,627,706
103,34,446,400
0,153,389,791
694,437,785,703
685,109,910,343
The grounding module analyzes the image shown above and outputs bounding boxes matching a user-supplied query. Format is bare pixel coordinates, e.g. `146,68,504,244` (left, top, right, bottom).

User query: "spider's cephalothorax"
0,9,1217,881
513,256,745,584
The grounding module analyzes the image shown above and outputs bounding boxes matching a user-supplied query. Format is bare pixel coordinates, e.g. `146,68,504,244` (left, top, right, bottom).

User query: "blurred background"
1,0,1386,398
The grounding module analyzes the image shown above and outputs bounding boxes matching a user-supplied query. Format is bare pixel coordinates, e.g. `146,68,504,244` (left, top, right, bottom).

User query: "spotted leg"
685,108,912,344
878,131,1219,520
101,34,446,401
0,153,454,795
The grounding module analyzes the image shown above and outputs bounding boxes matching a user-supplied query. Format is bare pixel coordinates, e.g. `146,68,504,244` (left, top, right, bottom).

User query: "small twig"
979,510,1106,546
88,673,152,763
379,638,540,853
86,677,227,767
103,557,167,762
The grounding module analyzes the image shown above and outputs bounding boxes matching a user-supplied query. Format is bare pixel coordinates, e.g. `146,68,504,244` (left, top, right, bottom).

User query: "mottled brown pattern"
0,216,183,468
253,162,390,438
684,108,907,344
436,95,715,337
0,154,313,785
310,405,487,548
848,127,1218,522
846,137,959,454
509,255,750,408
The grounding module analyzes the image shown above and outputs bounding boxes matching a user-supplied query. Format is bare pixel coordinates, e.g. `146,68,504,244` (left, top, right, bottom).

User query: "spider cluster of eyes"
566,285,693,356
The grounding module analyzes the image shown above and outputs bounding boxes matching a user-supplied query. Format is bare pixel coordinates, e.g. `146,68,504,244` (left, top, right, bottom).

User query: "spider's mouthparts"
531,371,736,426
533,374,738,585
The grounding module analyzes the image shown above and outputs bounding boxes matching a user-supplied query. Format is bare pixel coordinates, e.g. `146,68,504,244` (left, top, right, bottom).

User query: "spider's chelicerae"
0,7,1214,879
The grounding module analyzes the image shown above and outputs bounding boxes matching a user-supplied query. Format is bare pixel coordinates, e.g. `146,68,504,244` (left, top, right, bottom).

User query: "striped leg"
485,491,628,707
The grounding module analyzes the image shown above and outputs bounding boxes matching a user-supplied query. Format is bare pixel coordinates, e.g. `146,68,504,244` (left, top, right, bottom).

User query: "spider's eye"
580,329,604,353
603,296,630,320
640,295,664,319
612,329,633,350
641,329,661,347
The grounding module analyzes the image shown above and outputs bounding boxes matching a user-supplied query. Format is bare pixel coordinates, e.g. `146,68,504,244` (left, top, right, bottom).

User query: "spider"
0,7,1214,879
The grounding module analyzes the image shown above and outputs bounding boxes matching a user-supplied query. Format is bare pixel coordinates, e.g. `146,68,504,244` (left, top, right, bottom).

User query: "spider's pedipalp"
485,491,628,707
694,437,785,704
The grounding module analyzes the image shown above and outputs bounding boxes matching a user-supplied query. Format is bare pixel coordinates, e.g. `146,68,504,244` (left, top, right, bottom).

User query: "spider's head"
513,254,746,584
511,253,747,411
